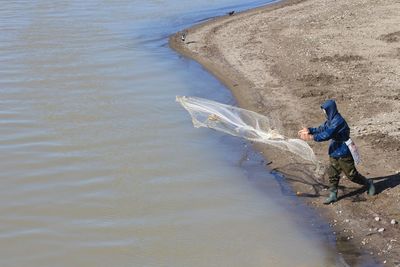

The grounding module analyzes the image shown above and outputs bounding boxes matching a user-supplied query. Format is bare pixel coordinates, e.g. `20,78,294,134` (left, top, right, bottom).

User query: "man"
298,99,375,204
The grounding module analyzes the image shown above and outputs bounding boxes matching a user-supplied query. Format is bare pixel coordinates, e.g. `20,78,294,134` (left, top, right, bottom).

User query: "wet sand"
170,0,400,264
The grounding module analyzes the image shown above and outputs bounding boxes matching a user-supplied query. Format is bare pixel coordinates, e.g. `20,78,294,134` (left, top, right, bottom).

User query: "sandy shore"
170,0,400,264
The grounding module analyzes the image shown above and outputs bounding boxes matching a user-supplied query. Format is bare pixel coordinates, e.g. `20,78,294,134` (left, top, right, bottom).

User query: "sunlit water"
0,1,376,266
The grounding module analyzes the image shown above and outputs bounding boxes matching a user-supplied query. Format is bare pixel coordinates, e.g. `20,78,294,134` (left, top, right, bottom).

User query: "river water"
0,1,376,266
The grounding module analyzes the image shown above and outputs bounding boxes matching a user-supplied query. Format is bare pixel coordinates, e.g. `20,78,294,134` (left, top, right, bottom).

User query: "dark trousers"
327,156,368,192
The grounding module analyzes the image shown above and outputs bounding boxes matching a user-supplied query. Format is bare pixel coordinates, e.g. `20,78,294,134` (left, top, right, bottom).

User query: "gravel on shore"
170,0,400,264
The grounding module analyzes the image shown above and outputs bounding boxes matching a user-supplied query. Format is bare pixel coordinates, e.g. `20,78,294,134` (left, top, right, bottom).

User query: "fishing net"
176,96,317,163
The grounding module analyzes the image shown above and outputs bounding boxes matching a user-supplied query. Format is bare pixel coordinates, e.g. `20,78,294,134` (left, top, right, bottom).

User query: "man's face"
323,109,327,118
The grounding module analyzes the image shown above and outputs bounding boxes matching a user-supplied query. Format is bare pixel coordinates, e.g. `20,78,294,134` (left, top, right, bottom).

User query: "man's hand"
300,134,314,141
298,127,309,136
298,127,313,141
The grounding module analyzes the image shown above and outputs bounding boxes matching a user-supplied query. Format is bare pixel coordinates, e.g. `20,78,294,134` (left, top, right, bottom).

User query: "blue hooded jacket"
308,100,351,158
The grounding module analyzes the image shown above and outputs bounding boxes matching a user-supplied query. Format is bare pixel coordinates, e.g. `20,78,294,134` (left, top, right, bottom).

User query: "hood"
321,99,338,121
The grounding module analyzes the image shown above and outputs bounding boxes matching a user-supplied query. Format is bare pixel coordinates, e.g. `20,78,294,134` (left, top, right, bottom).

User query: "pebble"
375,216,380,221
378,228,385,233
391,219,397,225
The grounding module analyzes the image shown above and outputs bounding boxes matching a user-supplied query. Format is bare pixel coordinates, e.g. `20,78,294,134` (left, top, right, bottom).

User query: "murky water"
0,1,376,266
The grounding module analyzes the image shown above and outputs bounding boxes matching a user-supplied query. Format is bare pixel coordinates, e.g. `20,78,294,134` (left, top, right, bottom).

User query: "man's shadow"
338,173,400,201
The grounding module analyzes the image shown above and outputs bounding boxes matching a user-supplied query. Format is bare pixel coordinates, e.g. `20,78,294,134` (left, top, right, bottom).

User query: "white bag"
345,138,361,165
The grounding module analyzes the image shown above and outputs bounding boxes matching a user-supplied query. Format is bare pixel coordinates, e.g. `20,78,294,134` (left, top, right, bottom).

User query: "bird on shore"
227,11,235,16
181,32,186,42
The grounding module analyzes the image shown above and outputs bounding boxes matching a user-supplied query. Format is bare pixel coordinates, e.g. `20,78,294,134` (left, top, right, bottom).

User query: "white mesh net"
176,96,317,163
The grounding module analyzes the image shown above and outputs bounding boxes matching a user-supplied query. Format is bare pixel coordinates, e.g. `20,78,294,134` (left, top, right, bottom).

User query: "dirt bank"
170,0,400,265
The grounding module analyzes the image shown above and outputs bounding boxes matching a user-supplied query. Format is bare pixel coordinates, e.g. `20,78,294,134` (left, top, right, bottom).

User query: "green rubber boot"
367,179,375,196
323,191,338,205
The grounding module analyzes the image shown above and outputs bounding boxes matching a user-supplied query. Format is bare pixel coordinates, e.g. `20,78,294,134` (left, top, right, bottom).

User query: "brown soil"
170,0,400,265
